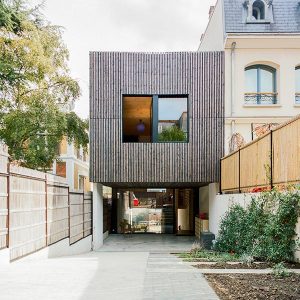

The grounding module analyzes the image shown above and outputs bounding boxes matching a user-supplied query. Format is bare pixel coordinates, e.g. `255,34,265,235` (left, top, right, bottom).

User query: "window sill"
246,19,271,24
243,104,282,108
294,104,300,107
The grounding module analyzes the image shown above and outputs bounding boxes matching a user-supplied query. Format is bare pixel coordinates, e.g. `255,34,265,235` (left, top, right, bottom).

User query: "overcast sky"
33,0,215,118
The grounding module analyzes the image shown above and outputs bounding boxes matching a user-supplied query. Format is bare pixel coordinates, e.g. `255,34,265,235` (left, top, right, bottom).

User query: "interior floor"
97,234,197,253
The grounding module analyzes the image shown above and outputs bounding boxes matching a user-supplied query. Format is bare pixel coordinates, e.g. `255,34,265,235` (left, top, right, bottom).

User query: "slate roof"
224,0,300,33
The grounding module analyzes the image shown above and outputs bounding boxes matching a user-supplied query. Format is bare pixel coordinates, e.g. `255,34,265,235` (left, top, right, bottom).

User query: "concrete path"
0,235,220,300
143,253,219,300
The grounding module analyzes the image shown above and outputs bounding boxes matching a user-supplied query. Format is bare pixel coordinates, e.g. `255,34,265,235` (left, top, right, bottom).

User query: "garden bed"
194,262,300,270
205,273,300,300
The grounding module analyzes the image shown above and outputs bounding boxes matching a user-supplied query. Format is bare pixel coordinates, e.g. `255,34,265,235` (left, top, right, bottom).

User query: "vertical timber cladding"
90,52,224,186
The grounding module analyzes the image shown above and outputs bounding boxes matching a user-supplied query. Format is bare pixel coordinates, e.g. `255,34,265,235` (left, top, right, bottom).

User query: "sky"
31,0,216,118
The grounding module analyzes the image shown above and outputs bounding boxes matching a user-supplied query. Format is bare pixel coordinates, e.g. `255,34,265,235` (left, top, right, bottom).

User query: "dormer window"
245,0,273,23
252,0,265,20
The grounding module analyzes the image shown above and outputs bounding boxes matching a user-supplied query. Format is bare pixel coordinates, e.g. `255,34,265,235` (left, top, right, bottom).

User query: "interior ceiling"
123,97,152,135
100,182,209,189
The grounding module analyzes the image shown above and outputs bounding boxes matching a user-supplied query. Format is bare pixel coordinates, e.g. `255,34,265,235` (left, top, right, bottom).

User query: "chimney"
209,6,215,18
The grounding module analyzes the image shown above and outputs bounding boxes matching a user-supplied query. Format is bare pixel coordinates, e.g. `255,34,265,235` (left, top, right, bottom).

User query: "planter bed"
194,262,300,270
205,273,300,300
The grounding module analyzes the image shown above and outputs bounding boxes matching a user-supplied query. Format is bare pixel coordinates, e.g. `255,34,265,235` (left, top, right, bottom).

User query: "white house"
52,100,91,192
199,0,300,153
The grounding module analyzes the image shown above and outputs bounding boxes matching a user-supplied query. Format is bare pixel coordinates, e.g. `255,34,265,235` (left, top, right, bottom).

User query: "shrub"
158,126,186,142
214,189,300,263
213,204,249,254
272,262,292,278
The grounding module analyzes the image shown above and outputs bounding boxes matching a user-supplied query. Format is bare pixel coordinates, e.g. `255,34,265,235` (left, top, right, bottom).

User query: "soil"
194,262,300,270
205,273,300,300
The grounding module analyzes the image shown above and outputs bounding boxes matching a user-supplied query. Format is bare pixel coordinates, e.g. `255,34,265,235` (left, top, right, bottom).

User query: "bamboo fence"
0,143,9,249
69,191,93,244
9,165,47,261
83,192,92,238
0,145,93,260
46,174,69,245
221,115,300,193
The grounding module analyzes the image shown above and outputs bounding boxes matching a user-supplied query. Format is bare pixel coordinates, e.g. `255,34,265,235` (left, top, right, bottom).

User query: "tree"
0,0,88,170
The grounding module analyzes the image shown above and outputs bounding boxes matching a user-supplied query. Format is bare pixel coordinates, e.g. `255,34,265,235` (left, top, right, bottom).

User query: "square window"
158,96,188,142
122,95,188,143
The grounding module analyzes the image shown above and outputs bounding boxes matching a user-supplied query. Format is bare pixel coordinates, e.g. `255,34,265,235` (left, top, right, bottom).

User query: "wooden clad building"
90,52,224,188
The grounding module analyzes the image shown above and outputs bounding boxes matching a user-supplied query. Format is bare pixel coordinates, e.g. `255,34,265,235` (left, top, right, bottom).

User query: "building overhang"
97,182,210,189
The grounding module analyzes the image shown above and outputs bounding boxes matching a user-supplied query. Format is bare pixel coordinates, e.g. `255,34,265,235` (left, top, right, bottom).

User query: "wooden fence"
69,191,92,245
9,166,47,261
0,145,93,260
221,115,300,193
0,143,9,249
46,174,69,246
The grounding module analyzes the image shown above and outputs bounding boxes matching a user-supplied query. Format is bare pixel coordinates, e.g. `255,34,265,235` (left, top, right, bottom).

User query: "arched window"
252,0,265,20
296,67,300,104
245,65,277,104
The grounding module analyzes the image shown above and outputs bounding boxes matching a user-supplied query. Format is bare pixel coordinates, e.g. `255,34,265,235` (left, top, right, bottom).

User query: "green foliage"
213,204,249,254
215,189,300,263
158,125,187,142
178,250,240,262
272,262,292,278
0,0,88,170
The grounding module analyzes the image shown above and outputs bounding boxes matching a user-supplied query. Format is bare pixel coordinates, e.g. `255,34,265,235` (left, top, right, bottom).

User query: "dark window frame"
122,94,189,144
296,66,300,104
252,0,265,20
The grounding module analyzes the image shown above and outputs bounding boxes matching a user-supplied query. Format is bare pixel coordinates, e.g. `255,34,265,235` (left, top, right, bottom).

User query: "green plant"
190,241,204,254
240,253,254,266
272,262,292,278
158,126,186,142
214,189,300,263
213,203,248,254
178,250,240,262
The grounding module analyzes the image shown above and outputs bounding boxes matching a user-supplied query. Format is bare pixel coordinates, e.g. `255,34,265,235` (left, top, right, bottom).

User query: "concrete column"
92,183,103,250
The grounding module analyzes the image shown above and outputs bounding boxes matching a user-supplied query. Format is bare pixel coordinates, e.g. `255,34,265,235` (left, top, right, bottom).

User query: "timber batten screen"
90,52,224,187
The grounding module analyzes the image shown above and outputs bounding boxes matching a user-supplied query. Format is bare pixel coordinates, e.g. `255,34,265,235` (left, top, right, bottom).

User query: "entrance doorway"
109,188,198,236
117,189,174,234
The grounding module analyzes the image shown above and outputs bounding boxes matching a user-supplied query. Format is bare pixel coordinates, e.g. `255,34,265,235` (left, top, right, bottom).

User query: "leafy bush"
215,189,300,263
272,262,292,278
158,126,186,142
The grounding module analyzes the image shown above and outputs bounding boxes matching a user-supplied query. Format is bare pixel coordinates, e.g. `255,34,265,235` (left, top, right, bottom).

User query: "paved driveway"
0,235,219,300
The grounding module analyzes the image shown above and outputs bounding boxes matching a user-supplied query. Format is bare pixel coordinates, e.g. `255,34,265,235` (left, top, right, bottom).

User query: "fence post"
45,176,48,246
219,159,222,194
82,191,84,239
68,187,70,242
238,149,241,194
6,162,10,249
270,130,273,189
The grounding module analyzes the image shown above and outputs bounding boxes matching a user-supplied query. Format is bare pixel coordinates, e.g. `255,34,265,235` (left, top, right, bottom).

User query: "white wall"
92,183,103,250
198,0,224,51
209,192,253,237
295,217,300,261
5,236,92,263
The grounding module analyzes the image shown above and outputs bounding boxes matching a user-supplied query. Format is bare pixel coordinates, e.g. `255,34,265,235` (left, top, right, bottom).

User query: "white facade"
52,137,91,192
199,0,300,153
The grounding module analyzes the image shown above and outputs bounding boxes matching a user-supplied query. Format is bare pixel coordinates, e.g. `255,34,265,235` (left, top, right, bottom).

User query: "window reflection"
158,97,188,142
245,65,277,105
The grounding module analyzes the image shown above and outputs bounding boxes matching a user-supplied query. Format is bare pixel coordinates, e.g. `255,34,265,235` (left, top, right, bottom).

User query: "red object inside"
133,199,139,206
